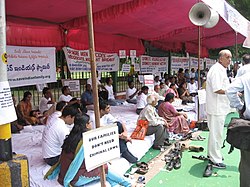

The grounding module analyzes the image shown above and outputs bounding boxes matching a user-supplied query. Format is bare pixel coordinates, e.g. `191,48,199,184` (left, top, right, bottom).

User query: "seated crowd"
11,69,201,186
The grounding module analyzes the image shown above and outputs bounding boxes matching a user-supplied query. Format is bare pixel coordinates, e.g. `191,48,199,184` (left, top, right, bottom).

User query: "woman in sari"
45,113,133,187
158,93,190,135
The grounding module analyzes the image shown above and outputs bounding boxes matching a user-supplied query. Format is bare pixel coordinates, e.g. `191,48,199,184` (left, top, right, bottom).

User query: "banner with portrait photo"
140,55,168,73
63,47,119,72
7,46,56,88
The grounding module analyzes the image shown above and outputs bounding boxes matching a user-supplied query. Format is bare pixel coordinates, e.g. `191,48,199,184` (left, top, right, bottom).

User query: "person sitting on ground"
137,95,170,150
42,105,78,166
158,93,189,135
136,86,149,115
152,84,165,108
154,75,161,85
11,94,25,133
126,81,138,104
81,84,93,106
45,101,67,125
177,68,185,85
165,83,179,98
45,113,134,187
187,78,198,96
39,87,55,114
29,110,45,125
105,77,122,106
16,91,39,125
177,82,193,104
59,86,81,106
90,101,138,164
59,86,73,103
184,69,190,83
159,82,168,97
88,71,109,101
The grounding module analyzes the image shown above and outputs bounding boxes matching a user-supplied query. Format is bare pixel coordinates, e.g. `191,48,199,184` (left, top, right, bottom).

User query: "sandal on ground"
190,135,206,141
136,162,148,168
135,163,149,175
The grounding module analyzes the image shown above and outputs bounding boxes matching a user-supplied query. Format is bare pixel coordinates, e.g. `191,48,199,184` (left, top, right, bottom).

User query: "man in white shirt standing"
136,86,149,115
235,54,250,78
126,81,138,104
42,105,78,166
204,49,232,177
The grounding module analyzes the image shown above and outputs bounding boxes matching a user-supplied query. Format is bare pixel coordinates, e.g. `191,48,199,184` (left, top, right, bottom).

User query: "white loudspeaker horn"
204,9,219,28
189,2,219,28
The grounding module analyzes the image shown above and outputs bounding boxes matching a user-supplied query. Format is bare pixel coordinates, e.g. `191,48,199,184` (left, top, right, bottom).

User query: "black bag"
226,118,250,154
196,120,209,131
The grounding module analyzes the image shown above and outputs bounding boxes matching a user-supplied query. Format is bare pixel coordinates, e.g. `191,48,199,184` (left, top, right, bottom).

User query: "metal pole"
0,0,13,161
86,0,106,186
197,26,201,121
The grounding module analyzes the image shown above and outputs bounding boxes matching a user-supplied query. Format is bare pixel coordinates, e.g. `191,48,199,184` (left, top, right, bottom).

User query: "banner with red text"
171,57,190,72
140,55,168,73
7,46,56,88
63,47,119,72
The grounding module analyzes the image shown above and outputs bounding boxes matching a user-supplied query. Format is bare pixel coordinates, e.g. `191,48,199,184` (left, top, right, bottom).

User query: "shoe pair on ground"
152,139,172,150
203,161,226,177
135,162,149,175
164,142,183,171
165,154,181,171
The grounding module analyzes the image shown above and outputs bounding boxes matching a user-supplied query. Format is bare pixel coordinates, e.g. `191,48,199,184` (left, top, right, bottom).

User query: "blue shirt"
226,72,250,119
81,91,93,105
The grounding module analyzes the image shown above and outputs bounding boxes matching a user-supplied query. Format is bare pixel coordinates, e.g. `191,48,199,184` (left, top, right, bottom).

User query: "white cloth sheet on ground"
12,103,154,187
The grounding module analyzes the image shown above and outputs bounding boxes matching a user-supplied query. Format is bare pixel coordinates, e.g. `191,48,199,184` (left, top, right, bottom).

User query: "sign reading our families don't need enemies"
7,46,56,88
83,124,120,172
63,47,119,72
140,55,168,73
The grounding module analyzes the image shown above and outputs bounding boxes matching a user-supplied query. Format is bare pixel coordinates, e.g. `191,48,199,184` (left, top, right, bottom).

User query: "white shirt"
187,82,198,94
105,85,115,100
138,104,165,126
39,97,52,114
226,72,250,119
126,87,137,100
136,93,147,109
206,62,230,115
235,64,250,78
89,111,116,129
46,111,62,125
42,117,70,158
151,91,164,101
58,94,73,102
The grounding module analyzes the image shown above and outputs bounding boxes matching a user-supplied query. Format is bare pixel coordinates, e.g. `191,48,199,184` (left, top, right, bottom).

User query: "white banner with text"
63,47,119,72
171,57,190,72
7,46,56,88
140,55,168,73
